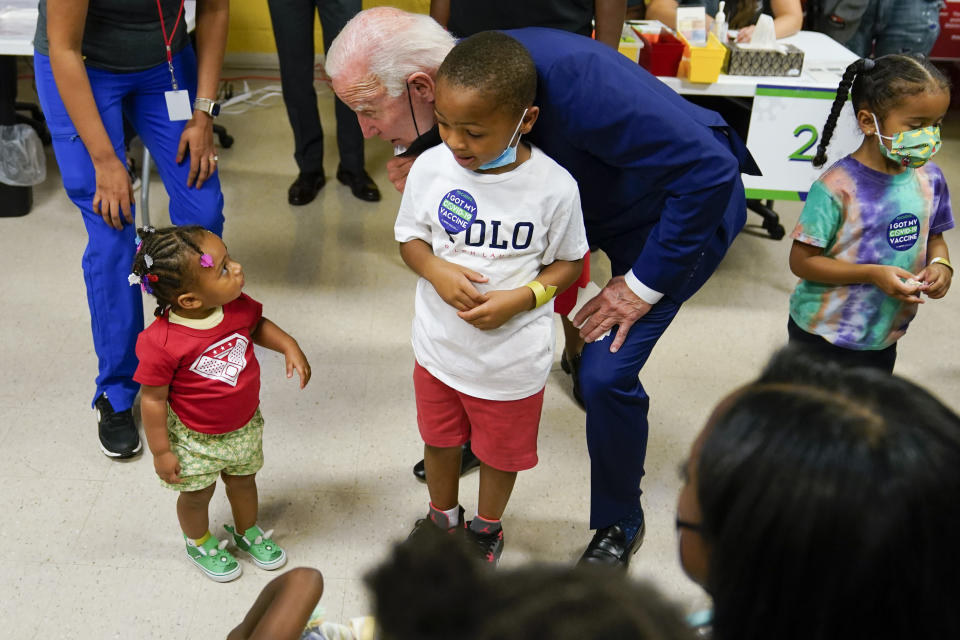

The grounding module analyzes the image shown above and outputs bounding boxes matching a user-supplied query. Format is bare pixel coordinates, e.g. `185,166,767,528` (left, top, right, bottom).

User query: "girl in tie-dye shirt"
788,54,953,372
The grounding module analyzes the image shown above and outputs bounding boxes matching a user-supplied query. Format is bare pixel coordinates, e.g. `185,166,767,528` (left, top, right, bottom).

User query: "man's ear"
176,291,203,310
521,106,540,135
407,71,436,104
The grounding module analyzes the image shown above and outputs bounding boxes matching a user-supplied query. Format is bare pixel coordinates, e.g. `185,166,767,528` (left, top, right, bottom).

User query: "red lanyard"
156,0,185,90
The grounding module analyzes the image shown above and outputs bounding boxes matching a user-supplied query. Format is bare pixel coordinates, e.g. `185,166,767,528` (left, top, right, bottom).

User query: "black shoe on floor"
95,394,142,459
560,350,584,410
412,441,481,482
287,171,326,206
577,511,645,569
336,165,381,202
466,522,504,567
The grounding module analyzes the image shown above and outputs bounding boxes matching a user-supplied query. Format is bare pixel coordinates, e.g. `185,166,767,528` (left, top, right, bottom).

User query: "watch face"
210,103,221,117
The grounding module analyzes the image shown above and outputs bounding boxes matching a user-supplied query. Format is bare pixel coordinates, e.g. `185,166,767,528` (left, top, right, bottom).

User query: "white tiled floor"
4,68,959,637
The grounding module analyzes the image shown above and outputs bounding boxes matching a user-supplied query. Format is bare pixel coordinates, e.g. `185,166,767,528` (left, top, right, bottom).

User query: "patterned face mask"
872,113,941,168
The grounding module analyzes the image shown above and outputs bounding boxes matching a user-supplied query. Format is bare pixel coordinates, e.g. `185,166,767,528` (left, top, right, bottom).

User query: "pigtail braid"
813,59,866,168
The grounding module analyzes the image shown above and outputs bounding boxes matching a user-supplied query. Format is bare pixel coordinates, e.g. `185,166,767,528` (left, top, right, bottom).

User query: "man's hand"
92,156,135,229
177,113,217,188
572,276,652,353
457,287,533,330
917,262,952,299
870,265,924,304
387,155,416,192
426,260,489,311
154,450,182,484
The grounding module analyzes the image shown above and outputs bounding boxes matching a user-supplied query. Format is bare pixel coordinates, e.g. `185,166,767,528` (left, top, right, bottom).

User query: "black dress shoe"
560,350,585,410
336,165,381,202
288,171,326,206
577,517,645,568
413,441,481,482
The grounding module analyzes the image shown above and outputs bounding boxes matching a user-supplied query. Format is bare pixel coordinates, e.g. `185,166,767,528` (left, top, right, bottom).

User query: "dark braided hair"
813,54,950,168
130,225,208,317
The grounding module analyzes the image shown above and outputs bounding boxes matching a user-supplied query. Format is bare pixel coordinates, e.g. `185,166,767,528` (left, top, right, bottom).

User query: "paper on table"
566,281,611,342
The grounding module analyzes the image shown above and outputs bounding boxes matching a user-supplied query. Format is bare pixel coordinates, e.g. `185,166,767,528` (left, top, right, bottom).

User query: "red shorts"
554,250,591,316
413,363,543,472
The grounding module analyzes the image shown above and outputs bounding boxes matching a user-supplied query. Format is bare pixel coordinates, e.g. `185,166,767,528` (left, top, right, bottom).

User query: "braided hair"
813,54,950,168
130,225,208,317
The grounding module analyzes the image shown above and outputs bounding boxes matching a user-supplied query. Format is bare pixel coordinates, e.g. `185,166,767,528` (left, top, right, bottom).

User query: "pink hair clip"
200,253,214,268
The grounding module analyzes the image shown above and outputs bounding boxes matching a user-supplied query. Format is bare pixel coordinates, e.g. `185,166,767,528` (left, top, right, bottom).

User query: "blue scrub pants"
34,46,225,412
579,260,682,530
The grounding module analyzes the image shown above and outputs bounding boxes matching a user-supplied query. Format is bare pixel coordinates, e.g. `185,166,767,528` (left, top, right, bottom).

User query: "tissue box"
723,42,804,76
677,31,728,84
637,29,685,76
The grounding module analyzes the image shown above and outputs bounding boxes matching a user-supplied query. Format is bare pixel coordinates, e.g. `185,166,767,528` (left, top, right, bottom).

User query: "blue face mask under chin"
477,108,528,170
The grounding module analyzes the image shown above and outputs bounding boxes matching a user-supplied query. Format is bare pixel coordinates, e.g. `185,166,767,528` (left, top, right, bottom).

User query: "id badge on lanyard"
158,0,191,121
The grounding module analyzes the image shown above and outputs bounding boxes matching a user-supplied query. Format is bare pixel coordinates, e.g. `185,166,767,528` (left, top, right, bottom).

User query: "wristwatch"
193,97,221,117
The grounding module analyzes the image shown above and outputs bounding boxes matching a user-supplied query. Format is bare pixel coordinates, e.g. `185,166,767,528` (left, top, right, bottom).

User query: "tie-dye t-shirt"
789,156,954,350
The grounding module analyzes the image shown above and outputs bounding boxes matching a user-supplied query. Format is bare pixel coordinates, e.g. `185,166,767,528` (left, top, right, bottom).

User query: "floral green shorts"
160,406,265,492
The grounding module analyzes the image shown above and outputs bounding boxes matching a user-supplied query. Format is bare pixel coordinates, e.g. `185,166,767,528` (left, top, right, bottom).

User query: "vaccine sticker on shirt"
438,189,478,235
887,213,920,251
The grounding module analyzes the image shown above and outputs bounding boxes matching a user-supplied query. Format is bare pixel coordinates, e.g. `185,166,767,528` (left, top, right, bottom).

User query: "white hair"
326,7,456,98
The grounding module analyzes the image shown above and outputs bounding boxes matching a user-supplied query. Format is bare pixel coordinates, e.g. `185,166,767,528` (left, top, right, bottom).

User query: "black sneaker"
95,394,142,459
466,521,504,567
408,505,466,543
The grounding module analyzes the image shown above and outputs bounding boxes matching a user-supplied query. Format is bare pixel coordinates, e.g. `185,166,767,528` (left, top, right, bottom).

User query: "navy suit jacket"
506,28,761,302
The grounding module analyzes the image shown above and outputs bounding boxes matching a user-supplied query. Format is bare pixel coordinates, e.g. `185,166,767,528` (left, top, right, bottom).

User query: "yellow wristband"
930,256,953,273
525,280,558,308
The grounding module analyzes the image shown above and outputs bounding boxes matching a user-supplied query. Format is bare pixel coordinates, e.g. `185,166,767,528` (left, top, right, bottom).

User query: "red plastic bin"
637,29,685,77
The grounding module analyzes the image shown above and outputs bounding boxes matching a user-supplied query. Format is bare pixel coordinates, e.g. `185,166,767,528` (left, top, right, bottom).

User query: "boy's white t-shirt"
395,143,589,401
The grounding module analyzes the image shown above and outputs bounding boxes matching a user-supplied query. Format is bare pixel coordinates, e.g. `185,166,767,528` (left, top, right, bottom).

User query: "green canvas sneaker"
185,535,242,582
224,524,287,570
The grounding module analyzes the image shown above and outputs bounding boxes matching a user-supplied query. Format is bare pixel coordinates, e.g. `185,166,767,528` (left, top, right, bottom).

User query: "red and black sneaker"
408,505,466,542
466,520,504,567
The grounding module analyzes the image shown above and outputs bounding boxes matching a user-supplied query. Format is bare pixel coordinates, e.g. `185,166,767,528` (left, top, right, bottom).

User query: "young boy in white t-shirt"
395,31,589,566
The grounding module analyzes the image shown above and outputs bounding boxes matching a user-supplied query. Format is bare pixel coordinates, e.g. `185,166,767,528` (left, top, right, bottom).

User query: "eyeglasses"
675,518,702,532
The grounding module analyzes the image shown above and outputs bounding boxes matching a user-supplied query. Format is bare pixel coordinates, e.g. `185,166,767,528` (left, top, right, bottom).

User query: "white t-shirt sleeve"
394,155,433,244
541,174,589,265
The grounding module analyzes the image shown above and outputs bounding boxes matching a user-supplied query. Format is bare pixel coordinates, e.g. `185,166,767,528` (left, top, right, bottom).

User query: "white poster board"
743,84,862,201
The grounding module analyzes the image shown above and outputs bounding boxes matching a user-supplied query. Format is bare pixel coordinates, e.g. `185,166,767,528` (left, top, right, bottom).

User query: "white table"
659,30,859,97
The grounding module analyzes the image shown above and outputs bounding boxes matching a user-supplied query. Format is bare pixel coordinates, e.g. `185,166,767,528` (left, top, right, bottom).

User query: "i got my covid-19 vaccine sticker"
887,213,920,251
438,189,478,235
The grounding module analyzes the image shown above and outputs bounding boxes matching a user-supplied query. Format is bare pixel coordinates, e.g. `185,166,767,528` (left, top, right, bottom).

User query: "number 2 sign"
742,85,862,201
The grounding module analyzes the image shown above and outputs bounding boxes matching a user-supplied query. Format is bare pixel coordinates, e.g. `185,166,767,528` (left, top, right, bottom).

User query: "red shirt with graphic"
134,293,263,434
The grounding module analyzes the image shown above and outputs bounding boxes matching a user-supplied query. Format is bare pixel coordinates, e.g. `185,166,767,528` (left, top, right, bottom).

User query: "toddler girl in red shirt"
131,225,310,582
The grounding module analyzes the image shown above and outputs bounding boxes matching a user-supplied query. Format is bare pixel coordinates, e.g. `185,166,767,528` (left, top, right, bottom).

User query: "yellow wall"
228,0,430,54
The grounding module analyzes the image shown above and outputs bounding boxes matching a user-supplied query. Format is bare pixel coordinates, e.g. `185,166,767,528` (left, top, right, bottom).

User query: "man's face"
332,71,430,149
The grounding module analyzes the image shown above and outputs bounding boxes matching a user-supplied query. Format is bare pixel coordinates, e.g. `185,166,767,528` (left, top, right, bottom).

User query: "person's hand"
736,25,756,42
387,156,416,192
573,276,652,353
870,265,925,304
426,259,489,311
177,113,218,189
457,287,532,330
154,450,182,484
916,262,952,299
92,156,135,230
284,344,311,388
